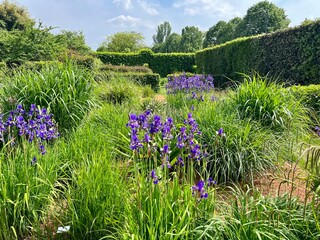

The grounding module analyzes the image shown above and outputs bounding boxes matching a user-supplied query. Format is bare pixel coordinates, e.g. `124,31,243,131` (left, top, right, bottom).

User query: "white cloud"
113,0,132,10
173,0,239,17
138,0,159,15
106,15,154,28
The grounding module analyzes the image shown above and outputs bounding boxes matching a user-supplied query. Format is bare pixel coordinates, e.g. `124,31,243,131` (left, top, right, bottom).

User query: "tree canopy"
237,0,290,37
0,0,34,31
97,31,145,52
153,21,171,45
179,26,203,52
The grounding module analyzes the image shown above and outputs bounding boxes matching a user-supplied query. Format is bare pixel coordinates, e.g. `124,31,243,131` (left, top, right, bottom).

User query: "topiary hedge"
99,64,152,73
196,20,320,86
95,49,195,77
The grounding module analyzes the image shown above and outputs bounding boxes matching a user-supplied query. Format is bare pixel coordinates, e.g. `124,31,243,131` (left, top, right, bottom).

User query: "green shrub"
95,50,195,77
0,62,95,132
196,20,320,86
290,84,320,117
0,61,6,70
18,61,62,71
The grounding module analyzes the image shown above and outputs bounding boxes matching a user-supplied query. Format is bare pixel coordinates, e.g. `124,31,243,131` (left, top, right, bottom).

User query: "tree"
300,18,320,26
203,21,227,48
166,33,182,52
203,17,242,48
237,0,290,37
97,31,145,52
56,30,91,55
179,26,203,52
0,0,34,31
152,32,182,53
0,24,64,63
153,21,171,45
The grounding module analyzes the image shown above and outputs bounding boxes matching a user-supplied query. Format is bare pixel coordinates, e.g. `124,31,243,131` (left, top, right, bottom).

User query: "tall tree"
179,26,203,52
153,21,171,45
203,20,227,48
165,33,182,52
237,0,290,37
152,32,182,53
203,17,242,48
0,0,34,31
56,30,91,55
97,31,145,52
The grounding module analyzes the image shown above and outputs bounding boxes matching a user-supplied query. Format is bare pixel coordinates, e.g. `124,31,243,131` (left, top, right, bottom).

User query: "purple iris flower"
207,177,217,186
191,180,208,199
150,170,159,184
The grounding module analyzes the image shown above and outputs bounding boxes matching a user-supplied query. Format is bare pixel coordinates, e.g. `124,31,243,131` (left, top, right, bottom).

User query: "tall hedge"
95,49,195,77
196,20,320,86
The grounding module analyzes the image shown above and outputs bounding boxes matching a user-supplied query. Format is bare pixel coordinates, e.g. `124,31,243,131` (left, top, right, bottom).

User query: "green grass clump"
194,187,320,240
94,78,142,105
230,74,309,132
0,62,95,133
195,100,275,184
0,144,63,239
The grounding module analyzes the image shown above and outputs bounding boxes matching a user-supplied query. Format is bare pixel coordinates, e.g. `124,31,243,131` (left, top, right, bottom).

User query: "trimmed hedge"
99,64,152,73
96,72,160,92
196,20,320,86
95,49,195,77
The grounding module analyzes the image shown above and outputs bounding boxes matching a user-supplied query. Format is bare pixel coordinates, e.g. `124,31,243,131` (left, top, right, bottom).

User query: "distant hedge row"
95,49,195,77
196,20,320,86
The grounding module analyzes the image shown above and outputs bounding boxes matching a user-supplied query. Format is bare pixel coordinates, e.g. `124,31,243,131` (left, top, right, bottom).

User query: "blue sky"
6,0,320,50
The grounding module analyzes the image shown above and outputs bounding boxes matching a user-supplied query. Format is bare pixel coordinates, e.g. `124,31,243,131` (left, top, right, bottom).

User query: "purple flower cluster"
126,111,204,169
315,126,320,136
166,74,214,95
191,178,216,200
0,104,59,155
149,169,159,184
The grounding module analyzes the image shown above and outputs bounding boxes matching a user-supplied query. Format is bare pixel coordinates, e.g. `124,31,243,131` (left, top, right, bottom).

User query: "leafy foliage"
97,31,145,53
203,17,242,48
0,24,65,64
153,21,171,45
290,84,320,116
179,26,203,53
0,0,35,31
237,0,290,37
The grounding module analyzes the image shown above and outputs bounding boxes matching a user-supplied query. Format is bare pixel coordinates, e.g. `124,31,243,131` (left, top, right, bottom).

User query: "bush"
196,20,320,86
95,49,195,77
289,84,320,116
0,61,6,70
18,61,62,71
0,62,95,132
